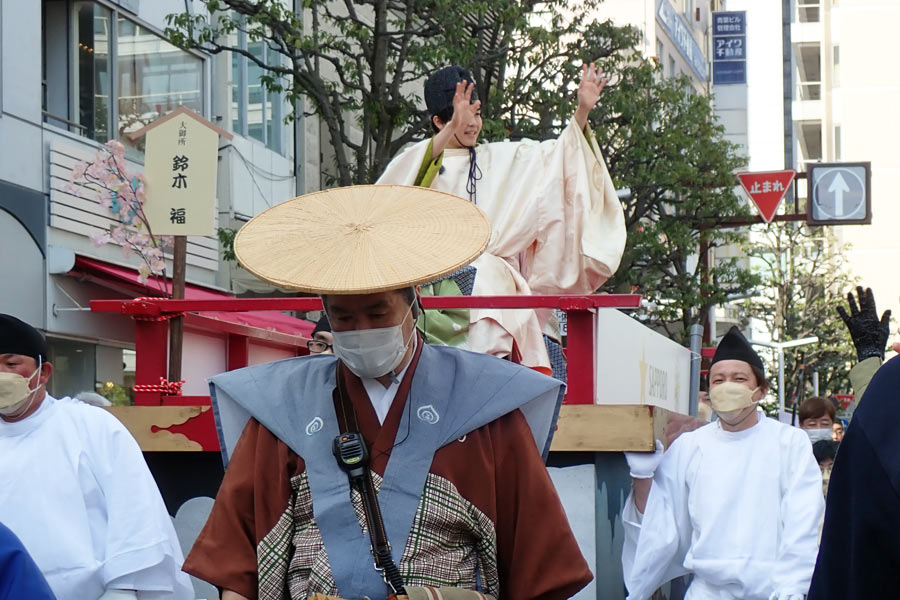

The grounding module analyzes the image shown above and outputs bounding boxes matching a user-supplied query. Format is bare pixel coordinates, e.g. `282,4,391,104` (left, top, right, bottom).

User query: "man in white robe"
0,314,193,600
377,64,626,372
621,327,824,600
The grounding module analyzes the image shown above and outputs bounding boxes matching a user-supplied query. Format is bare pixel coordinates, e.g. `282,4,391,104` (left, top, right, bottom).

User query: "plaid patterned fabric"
405,587,494,600
399,473,498,594
257,471,498,599
422,265,477,296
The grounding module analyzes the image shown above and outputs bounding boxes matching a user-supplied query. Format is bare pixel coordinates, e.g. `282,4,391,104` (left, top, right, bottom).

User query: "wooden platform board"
549,404,669,452
109,404,674,453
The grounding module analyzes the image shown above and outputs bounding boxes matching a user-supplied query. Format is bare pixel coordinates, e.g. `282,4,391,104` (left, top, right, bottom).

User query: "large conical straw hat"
234,185,491,294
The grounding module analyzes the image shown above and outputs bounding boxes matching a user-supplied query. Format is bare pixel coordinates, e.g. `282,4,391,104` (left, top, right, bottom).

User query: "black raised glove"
837,286,891,362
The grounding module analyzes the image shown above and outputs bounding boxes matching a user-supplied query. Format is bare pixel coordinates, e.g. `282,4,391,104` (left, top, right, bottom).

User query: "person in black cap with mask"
307,313,333,354
620,326,824,600
0,314,193,600
376,63,626,380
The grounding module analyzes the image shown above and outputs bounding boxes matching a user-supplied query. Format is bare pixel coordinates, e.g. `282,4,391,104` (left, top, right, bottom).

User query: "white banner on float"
594,309,691,413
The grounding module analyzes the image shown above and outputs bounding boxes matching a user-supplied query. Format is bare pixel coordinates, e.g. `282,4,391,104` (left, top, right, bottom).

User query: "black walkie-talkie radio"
333,432,369,480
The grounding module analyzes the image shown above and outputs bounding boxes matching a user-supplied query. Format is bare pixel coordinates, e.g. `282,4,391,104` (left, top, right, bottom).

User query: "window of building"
656,40,664,63
668,55,676,79
832,45,840,87
117,16,203,139
795,43,822,100
42,0,205,145
834,125,841,160
230,28,292,155
798,120,823,166
685,0,694,20
46,337,97,400
46,338,135,405
797,0,821,23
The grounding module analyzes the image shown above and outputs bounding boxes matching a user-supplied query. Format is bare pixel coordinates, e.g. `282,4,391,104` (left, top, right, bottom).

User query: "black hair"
430,107,454,134
750,365,771,392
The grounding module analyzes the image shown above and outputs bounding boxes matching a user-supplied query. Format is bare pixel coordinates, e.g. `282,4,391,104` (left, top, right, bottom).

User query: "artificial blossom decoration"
68,140,173,289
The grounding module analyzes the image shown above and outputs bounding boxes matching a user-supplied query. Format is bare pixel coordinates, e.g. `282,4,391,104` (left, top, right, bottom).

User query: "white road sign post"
807,162,871,225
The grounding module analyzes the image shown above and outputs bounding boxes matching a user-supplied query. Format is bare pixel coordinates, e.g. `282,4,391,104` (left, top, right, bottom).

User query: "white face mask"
0,359,42,418
806,428,834,443
710,381,759,425
332,307,414,379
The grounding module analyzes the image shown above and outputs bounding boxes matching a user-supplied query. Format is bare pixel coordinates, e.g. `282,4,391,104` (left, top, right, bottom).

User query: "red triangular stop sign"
736,170,797,223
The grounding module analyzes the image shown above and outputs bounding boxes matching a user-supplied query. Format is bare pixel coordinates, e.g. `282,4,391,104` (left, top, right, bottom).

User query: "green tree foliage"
741,223,858,402
166,0,758,340
167,0,539,185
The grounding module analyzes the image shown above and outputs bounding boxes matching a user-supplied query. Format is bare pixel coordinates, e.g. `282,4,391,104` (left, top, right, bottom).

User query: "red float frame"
91,294,641,450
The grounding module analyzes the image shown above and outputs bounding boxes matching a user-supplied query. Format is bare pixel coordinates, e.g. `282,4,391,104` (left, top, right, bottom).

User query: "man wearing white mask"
183,186,592,600
621,326,824,600
0,314,193,600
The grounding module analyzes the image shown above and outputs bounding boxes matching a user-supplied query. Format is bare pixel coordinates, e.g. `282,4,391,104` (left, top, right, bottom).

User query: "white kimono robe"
622,413,824,600
377,119,626,370
0,395,194,600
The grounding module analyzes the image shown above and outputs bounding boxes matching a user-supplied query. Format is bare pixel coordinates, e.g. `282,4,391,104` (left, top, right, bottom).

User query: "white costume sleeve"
621,440,692,600
89,410,195,599
770,430,825,598
519,119,625,295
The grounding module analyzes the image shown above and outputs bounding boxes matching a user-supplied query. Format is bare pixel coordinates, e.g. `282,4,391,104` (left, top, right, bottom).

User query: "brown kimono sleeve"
183,418,304,599
491,410,593,599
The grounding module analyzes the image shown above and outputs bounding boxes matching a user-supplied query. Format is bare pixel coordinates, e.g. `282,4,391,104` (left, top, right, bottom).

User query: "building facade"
592,0,724,92
716,0,899,360
0,0,319,401
793,0,900,338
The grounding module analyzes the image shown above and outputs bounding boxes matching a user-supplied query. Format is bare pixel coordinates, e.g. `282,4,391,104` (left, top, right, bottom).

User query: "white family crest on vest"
306,416,324,436
416,404,440,424
207,345,563,600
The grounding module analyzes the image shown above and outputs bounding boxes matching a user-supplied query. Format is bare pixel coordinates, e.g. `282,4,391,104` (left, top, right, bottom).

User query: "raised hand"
836,286,891,362
449,81,480,134
574,63,608,129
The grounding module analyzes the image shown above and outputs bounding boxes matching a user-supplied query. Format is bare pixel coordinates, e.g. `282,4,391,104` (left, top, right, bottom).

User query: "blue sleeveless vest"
209,343,561,600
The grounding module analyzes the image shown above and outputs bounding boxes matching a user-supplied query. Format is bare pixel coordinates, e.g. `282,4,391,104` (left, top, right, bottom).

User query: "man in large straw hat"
183,186,592,600
377,64,626,377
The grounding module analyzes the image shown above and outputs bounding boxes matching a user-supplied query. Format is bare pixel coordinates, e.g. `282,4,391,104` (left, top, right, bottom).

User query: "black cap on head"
0,314,48,362
424,65,478,117
711,326,764,379
312,313,331,336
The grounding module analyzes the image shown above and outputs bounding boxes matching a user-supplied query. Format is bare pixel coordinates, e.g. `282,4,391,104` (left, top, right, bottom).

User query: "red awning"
70,256,313,337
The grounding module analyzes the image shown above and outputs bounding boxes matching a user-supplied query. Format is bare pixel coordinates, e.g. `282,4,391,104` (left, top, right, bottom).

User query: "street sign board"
144,112,219,236
807,162,871,225
736,170,797,223
713,11,747,85
127,107,232,236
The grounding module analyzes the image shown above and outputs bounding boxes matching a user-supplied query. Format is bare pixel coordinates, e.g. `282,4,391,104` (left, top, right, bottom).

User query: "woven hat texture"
235,185,491,294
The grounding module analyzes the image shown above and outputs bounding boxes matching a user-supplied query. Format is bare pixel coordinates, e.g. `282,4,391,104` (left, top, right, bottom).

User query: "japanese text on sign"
172,154,189,189
143,109,219,236
746,179,785,194
712,11,747,85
